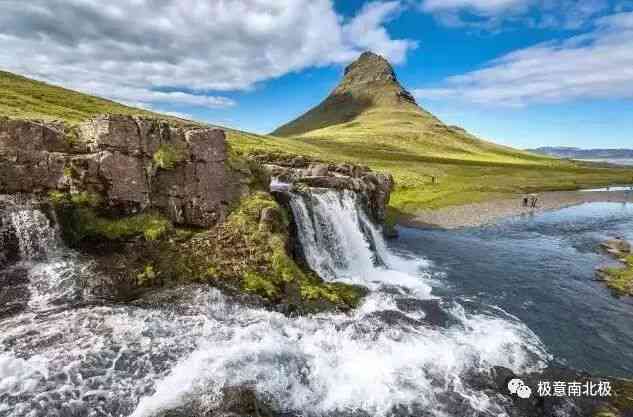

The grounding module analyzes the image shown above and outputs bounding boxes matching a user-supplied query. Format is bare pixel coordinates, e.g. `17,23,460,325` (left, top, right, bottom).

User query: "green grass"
601,255,633,297
227,124,633,217
0,70,176,124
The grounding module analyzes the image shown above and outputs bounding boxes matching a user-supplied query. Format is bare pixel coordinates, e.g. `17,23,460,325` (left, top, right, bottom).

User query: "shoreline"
399,190,633,229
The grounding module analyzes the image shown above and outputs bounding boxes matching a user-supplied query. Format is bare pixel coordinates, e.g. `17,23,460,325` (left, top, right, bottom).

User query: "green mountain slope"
272,52,542,164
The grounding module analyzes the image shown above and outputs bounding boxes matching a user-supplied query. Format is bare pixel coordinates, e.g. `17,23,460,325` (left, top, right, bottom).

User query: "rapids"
0,191,550,417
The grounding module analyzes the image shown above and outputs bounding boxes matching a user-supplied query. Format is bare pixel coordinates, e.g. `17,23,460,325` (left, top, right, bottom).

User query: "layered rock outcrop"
0,115,238,227
250,152,394,223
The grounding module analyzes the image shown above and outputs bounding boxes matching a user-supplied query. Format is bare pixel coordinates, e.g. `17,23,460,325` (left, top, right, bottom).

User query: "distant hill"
529,147,633,160
272,52,543,164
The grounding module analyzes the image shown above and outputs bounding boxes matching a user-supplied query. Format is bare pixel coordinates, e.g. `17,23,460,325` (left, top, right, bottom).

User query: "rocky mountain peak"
272,51,419,136
334,51,416,105
342,51,397,85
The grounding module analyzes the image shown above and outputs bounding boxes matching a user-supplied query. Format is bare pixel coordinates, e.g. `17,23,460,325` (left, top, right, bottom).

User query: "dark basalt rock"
0,203,20,269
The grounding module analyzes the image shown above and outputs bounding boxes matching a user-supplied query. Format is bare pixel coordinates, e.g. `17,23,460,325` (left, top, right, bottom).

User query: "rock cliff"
0,115,239,227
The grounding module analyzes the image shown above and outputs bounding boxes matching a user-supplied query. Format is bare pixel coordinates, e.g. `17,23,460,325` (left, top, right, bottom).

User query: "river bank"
401,189,633,229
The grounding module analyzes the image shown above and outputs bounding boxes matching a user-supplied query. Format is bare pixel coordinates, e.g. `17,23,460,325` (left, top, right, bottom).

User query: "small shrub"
137,265,157,286
153,144,185,170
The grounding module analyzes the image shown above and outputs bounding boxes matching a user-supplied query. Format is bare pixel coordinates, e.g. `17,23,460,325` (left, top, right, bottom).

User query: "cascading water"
0,189,550,417
8,209,59,261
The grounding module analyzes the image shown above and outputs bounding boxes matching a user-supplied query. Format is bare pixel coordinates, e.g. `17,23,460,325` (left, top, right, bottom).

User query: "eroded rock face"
0,115,239,227
252,153,394,223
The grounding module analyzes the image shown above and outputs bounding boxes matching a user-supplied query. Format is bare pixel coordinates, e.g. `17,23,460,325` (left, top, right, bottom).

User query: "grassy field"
227,127,633,218
3,68,633,222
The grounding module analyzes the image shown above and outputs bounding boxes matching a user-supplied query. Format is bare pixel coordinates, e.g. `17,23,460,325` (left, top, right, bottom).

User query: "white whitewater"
0,190,550,417
7,207,59,260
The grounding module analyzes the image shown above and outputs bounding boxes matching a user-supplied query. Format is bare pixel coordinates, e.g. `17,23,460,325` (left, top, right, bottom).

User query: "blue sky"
1,0,632,149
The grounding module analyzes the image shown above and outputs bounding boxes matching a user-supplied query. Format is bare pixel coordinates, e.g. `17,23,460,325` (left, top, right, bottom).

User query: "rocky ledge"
0,115,241,228
249,152,394,224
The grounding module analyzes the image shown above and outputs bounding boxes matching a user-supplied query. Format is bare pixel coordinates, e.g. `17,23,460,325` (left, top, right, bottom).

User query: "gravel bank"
402,190,633,229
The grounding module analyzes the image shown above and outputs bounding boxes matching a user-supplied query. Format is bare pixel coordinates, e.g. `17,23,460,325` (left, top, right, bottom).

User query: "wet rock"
218,385,277,417
0,115,241,228
157,385,281,417
259,206,283,233
365,310,422,328
0,206,20,268
395,298,453,327
0,266,29,319
601,238,632,259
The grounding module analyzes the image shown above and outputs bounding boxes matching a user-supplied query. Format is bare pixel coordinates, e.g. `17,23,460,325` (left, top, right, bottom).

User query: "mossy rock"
49,189,367,313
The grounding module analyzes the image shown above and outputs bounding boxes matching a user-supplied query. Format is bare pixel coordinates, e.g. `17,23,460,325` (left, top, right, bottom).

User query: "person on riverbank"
523,195,529,207
530,194,539,208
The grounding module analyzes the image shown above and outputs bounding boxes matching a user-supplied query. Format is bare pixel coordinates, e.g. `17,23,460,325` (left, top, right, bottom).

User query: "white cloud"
413,11,633,106
343,1,418,65
0,0,415,111
419,0,611,29
422,0,528,13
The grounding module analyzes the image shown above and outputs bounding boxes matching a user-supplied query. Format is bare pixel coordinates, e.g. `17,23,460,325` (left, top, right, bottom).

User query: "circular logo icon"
507,378,532,399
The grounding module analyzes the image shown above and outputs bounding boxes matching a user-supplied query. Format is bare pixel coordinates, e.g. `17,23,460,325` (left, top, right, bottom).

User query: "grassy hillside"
0,70,166,123
227,130,633,216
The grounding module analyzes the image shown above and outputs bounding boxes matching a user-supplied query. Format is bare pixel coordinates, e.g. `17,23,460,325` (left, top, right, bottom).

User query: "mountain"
529,147,633,160
264,52,633,214
273,51,422,136
272,52,539,164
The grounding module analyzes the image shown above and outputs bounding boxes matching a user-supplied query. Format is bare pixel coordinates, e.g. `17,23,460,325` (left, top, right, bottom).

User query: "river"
0,193,631,417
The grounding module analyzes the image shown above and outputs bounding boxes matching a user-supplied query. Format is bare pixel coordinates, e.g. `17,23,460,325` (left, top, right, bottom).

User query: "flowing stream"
0,191,564,417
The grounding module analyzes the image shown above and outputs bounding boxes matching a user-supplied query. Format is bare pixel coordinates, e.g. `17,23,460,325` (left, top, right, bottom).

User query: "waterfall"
287,188,433,294
0,197,59,261
288,190,379,280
